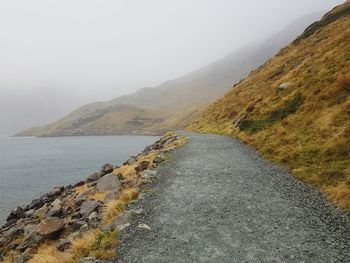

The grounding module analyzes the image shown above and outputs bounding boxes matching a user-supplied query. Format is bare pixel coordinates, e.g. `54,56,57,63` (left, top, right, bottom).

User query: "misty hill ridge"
189,1,350,209
16,13,322,137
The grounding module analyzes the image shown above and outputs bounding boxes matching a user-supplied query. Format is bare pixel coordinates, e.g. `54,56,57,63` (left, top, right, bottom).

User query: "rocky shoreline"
0,132,187,263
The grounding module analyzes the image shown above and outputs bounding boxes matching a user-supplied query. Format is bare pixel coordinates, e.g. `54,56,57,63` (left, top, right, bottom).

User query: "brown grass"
103,187,138,224
27,245,73,263
189,2,350,209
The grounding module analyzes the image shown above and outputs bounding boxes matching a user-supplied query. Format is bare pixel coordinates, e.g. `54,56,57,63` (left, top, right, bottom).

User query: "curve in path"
113,132,350,263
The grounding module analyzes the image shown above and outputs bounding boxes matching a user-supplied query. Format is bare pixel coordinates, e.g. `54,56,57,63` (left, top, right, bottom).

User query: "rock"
123,157,137,165
138,223,151,230
100,164,114,175
27,199,42,210
34,204,49,219
25,209,35,217
112,213,130,229
2,219,16,229
86,172,103,182
80,200,101,219
115,223,130,231
75,187,96,202
73,181,85,187
135,160,150,173
36,217,65,237
88,211,97,221
129,209,146,216
46,205,62,217
18,232,44,252
277,81,292,91
45,187,63,198
79,224,89,234
233,114,246,128
69,220,86,231
77,257,98,263
3,226,23,242
97,174,121,193
7,206,25,221
72,211,82,219
12,255,24,263
23,224,37,238
56,239,71,251
50,199,61,207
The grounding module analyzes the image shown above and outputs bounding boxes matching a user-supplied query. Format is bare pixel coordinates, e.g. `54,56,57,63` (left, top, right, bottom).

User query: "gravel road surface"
113,132,350,263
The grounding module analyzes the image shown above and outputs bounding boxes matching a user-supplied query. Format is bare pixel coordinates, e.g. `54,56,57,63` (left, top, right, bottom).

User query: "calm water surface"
0,135,159,224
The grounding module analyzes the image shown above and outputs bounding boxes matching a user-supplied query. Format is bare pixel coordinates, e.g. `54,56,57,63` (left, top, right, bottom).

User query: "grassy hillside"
189,1,350,209
16,13,322,137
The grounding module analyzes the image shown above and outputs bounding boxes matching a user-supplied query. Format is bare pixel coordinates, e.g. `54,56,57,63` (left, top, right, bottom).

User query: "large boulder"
80,200,101,219
36,217,64,237
97,174,121,193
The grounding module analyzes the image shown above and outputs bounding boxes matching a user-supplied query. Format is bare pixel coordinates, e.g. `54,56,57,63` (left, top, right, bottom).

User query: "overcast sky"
0,0,344,134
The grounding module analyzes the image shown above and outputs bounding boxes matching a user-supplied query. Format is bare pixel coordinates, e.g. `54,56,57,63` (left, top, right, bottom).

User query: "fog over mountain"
0,0,344,134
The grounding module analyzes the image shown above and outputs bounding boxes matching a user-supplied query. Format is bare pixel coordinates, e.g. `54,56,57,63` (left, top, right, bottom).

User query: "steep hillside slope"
16,13,322,137
189,1,350,208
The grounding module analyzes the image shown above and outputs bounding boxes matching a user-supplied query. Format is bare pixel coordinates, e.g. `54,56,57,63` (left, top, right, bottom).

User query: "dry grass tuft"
103,187,138,224
71,230,98,259
27,245,73,263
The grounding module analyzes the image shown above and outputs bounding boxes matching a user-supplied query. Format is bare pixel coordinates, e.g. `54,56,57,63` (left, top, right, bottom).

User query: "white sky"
0,0,344,133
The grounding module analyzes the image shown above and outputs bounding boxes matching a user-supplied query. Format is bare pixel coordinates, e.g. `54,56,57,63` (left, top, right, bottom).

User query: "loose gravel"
112,132,350,263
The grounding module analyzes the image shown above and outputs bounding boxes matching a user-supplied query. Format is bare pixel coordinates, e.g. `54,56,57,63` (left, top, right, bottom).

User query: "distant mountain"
189,2,350,208
17,12,323,137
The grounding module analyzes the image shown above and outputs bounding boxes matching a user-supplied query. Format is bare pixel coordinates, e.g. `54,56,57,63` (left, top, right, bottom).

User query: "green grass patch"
239,93,305,132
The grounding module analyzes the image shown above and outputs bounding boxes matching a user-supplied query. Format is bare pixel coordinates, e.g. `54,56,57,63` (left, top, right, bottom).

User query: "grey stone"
7,206,25,221
97,174,121,193
87,172,103,182
34,203,49,219
46,205,62,217
4,226,23,242
56,239,71,251
112,213,130,229
277,81,292,90
70,220,86,231
100,164,114,175
18,232,44,251
80,200,101,219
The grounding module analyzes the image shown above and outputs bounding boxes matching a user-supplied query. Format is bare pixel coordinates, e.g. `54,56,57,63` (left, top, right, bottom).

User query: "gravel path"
113,132,350,263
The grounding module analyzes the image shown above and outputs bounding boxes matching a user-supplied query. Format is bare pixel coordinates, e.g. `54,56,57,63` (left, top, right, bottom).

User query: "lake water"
0,135,159,224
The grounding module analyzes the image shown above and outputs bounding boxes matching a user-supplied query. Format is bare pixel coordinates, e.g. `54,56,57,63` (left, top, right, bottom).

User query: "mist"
0,0,344,134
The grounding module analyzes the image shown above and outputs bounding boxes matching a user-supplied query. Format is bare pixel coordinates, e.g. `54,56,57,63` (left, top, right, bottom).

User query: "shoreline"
0,132,187,263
